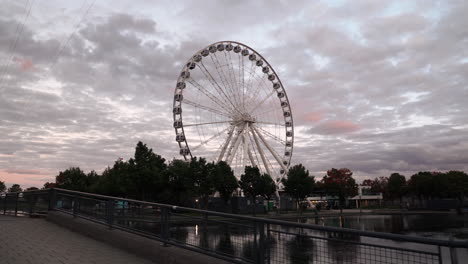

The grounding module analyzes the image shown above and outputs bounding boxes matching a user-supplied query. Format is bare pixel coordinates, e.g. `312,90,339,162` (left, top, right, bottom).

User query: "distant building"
349,185,383,208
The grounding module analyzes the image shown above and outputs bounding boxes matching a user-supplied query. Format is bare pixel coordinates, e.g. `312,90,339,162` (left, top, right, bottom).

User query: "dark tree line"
362,171,468,204
42,142,240,207
3,141,466,213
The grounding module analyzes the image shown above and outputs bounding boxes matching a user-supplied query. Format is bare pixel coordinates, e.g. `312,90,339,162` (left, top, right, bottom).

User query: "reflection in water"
116,214,467,263
216,225,235,255
287,234,314,264
326,232,360,263
241,240,255,261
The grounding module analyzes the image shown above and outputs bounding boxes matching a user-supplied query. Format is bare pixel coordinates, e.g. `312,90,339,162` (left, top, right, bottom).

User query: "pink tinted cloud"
303,111,324,122
310,120,361,134
13,57,34,71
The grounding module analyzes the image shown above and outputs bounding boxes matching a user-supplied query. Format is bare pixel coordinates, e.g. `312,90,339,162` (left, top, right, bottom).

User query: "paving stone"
0,215,155,264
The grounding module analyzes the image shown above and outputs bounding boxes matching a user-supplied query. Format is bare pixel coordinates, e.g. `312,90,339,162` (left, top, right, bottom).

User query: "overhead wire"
0,0,35,92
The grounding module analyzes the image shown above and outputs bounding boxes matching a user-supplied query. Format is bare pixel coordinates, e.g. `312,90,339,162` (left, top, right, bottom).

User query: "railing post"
73,196,79,217
449,236,458,264
28,193,34,215
106,199,115,228
48,189,56,211
266,223,271,264
161,207,170,246
3,194,7,214
14,192,19,216
257,221,266,264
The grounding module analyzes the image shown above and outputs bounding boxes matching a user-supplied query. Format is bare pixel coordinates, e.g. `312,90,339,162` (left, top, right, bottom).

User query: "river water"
122,213,468,263
299,214,468,240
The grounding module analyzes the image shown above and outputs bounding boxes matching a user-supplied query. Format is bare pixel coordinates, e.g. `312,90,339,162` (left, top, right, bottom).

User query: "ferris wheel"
172,41,294,184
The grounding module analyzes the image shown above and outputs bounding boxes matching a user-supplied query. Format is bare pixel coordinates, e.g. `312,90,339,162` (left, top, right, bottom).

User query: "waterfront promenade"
0,215,155,264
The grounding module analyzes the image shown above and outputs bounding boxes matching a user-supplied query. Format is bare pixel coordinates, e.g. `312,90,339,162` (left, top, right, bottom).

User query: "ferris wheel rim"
172,40,294,178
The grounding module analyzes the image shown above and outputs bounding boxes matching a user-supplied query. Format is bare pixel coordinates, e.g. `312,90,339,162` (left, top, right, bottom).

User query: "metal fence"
1,188,467,264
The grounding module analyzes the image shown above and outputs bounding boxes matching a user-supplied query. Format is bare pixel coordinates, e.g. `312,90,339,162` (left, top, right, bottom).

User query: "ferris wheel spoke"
247,131,263,172
184,121,232,127
255,121,285,126
188,79,236,115
184,99,233,118
226,124,246,165
224,51,243,109
199,61,243,115
256,126,286,145
217,125,236,162
252,126,288,172
249,89,276,114
250,126,273,177
253,106,280,116
211,53,241,110
243,125,257,168
191,125,232,151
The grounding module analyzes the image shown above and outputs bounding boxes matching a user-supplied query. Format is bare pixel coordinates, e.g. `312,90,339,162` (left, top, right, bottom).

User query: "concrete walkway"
0,215,155,264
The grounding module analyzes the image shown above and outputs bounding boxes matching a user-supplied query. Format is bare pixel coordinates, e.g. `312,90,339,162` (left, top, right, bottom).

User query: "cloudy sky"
1,0,467,187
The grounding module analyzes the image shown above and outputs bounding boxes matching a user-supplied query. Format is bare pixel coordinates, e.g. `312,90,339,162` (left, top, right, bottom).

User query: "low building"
349,186,383,208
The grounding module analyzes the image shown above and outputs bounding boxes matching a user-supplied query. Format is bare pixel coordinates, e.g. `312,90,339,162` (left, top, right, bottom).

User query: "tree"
282,164,315,212
93,160,132,197
408,171,444,201
8,184,22,193
128,141,167,201
43,182,56,189
321,168,358,213
188,157,215,208
26,187,39,191
445,171,468,213
239,166,265,215
362,177,388,199
210,161,238,205
259,173,276,201
55,167,88,191
0,180,5,193
163,159,192,205
387,173,406,203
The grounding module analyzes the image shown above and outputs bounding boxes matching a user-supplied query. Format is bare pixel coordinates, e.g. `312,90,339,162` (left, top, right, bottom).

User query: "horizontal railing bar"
54,207,250,264
269,228,440,256
52,188,468,248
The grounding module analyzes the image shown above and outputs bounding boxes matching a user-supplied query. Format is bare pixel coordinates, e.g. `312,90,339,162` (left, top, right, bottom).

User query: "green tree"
0,180,5,193
43,182,56,189
282,164,315,212
387,173,406,203
189,157,215,208
446,171,468,213
8,184,22,193
321,168,358,213
93,160,132,197
259,173,276,201
408,171,446,201
239,166,265,215
163,159,192,205
55,167,88,191
210,161,238,205
128,141,167,201
25,187,39,191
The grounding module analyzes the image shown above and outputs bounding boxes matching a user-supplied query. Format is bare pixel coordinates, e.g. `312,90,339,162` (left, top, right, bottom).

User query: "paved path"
0,215,155,264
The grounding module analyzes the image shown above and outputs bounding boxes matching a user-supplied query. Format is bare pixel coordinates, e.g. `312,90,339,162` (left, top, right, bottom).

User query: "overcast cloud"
0,0,467,187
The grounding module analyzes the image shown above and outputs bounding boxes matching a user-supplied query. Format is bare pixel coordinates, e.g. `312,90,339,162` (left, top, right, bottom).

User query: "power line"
49,0,96,72
0,0,35,92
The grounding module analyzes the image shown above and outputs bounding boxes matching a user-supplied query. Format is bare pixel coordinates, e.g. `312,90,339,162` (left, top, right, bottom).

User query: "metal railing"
1,188,467,264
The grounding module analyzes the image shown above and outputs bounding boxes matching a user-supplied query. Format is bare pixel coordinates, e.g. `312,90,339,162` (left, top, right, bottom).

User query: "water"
118,214,468,263
300,214,468,240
